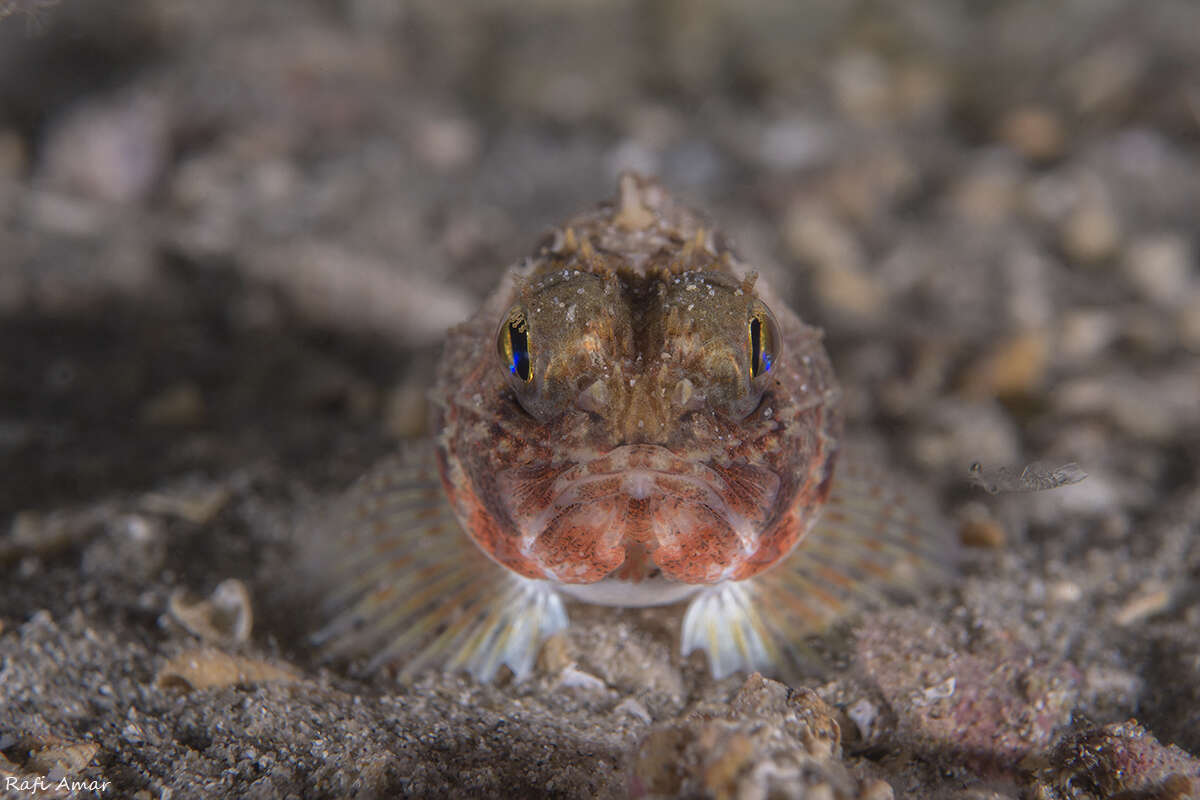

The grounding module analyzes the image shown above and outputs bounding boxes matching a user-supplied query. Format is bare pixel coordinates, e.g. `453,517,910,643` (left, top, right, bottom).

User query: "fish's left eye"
748,302,779,380
498,310,533,383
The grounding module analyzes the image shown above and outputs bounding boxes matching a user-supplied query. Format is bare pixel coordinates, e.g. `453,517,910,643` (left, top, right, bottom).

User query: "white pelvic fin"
436,576,568,682
303,447,568,682
680,582,775,679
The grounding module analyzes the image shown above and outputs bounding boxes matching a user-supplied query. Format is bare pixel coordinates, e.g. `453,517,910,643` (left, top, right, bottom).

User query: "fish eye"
748,302,779,380
497,309,533,384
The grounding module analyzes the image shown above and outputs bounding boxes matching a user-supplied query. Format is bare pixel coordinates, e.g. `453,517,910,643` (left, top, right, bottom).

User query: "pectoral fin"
303,448,568,682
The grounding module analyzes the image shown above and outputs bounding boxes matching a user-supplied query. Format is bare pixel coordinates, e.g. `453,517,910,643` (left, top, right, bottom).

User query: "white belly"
556,577,704,608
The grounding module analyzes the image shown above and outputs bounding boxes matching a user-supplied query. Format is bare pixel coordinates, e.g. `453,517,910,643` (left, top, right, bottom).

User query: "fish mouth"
497,444,783,585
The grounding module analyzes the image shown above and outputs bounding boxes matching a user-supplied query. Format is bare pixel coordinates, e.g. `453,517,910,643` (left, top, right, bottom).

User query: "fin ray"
301,447,569,682
682,444,954,679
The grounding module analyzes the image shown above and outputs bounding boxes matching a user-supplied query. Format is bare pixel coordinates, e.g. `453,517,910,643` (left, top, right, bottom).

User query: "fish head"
435,182,841,589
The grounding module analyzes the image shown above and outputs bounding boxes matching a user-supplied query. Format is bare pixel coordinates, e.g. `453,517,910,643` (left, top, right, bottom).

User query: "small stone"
7,507,105,558
1061,200,1120,265
614,697,653,724
557,666,607,691
38,90,169,205
860,780,895,800
140,382,205,427
1113,582,1172,627
140,483,230,525
950,159,1021,226
1122,233,1193,308
782,203,863,273
846,698,879,742
26,740,100,775
959,512,1007,549
168,578,254,643
1048,581,1083,605
155,648,301,692
413,115,480,172
815,265,886,320
961,329,1050,399
893,61,948,122
999,107,1066,162
830,50,892,125
1057,309,1118,363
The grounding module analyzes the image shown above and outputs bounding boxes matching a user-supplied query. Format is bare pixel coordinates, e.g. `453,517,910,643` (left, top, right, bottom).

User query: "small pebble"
814,266,886,320
1061,199,1120,265
830,50,891,125
1123,233,1193,308
999,106,1066,162
1057,309,1118,362
959,514,1007,549
156,648,300,692
846,697,879,741
1048,581,1083,605
961,329,1050,399
1113,583,1171,627
26,741,100,775
614,697,652,724
38,91,169,205
782,203,863,272
413,115,481,172
168,578,254,643
140,382,205,427
558,666,607,691
140,484,230,525
950,159,1021,226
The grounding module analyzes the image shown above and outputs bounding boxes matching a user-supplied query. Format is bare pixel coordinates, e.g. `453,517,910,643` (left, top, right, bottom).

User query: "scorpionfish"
307,174,947,682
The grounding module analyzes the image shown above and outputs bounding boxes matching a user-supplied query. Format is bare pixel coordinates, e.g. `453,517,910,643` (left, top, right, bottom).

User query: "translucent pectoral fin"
303,448,568,683
683,449,954,680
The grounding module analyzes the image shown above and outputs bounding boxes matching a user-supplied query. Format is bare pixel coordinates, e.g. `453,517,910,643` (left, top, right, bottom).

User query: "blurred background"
1,2,1199,795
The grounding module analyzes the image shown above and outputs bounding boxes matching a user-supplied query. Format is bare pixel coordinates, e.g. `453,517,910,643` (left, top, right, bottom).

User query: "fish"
304,173,951,682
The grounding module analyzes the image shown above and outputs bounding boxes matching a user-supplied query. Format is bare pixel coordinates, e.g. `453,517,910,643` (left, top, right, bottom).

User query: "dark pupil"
750,316,764,377
508,321,531,382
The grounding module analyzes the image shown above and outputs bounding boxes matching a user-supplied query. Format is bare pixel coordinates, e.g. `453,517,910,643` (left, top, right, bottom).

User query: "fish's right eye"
497,309,533,383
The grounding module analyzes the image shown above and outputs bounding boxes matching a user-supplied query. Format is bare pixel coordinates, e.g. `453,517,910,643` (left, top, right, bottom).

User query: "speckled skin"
433,174,842,594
